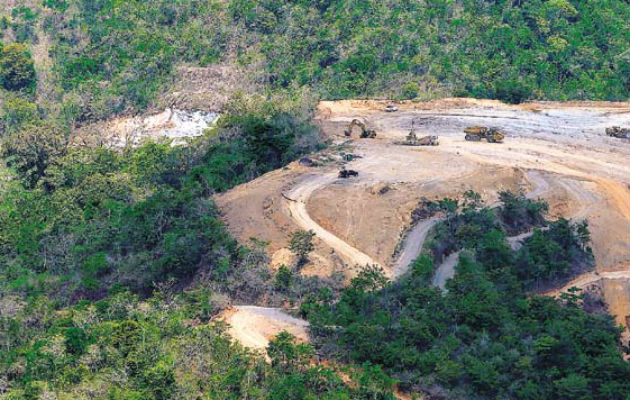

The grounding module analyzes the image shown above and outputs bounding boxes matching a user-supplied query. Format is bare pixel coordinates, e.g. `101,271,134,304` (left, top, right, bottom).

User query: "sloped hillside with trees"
3,0,628,124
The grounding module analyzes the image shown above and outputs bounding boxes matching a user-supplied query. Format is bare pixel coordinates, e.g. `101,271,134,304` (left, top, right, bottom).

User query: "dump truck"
344,119,377,138
464,126,505,143
606,126,630,139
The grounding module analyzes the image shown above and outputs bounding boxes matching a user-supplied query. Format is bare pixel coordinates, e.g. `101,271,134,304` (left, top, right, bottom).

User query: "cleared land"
216,98,630,346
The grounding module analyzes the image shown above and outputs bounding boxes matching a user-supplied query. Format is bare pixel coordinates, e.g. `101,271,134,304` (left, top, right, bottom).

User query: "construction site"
215,98,630,351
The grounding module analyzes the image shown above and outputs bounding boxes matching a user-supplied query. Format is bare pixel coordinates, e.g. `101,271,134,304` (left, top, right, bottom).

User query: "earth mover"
344,119,377,138
404,122,439,146
606,126,630,139
338,168,359,178
464,126,505,143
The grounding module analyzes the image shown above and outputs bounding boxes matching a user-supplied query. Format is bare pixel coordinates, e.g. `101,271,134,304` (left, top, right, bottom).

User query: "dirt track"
216,98,630,344
283,174,380,268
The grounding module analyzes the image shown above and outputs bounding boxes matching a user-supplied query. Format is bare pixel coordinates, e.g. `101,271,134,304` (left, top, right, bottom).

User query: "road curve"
545,270,630,297
283,174,380,268
430,170,552,287
391,218,442,279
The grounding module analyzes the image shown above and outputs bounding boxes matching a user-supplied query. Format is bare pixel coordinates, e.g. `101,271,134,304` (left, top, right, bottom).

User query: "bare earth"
217,306,309,353
215,98,630,346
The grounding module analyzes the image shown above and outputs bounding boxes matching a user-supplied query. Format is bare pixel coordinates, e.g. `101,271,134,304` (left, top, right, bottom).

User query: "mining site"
216,98,630,348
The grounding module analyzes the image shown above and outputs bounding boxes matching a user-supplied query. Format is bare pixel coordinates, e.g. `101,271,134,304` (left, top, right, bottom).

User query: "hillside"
0,1,629,400
3,0,630,124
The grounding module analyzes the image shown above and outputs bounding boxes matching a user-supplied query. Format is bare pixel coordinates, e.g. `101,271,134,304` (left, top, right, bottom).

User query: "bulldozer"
606,126,630,139
403,121,439,146
338,167,359,178
344,119,377,138
464,126,505,143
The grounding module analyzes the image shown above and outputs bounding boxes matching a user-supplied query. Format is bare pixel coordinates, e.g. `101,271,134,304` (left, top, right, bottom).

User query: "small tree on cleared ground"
289,230,315,267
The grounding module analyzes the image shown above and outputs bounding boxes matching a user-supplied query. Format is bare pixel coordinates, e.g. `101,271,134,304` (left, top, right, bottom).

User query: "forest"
3,0,630,125
302,196,628,399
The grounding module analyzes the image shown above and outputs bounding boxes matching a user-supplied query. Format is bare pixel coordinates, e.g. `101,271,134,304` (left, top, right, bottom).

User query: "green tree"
0,43,36,91
267,331,313,373
289,230,315,267
0,96,38,135
274,265,293,292
1,121,65,188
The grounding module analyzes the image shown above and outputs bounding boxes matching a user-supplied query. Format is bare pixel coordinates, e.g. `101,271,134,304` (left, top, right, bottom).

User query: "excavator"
464,126,505,143
344,119,377,138
606,126,630,139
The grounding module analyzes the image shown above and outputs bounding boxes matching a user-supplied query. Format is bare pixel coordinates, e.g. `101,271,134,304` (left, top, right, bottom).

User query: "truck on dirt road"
464,126,505,143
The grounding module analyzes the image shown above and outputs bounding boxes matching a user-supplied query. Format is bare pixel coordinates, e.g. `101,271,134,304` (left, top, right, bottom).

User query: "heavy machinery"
606,126,630,139
338,167,359,178
403,121,439,146
339,152,362,161
417,135,440,146
344,119,377,138
464,126,505,143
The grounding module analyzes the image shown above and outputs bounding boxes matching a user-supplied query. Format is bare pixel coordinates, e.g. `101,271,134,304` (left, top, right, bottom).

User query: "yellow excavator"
464,126,505,143
344,119,377,138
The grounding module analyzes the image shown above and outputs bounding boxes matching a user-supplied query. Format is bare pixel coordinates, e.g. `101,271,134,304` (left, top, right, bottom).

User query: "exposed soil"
70,108,218,147
216,98,630,346
217,306,309,353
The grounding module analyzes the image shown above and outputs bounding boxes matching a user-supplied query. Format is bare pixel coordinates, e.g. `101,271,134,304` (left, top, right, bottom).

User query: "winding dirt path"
392,218,442,279
430,170,553,287
433,251,461,289
217,99,630,354
283,174,381,268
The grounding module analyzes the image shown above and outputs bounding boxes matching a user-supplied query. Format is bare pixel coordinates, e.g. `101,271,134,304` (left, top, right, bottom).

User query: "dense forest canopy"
302,200,629,400
2,0,629,123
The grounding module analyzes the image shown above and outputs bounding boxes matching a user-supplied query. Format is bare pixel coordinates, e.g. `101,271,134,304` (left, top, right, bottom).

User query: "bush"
493,79,532,104
401,82,420,99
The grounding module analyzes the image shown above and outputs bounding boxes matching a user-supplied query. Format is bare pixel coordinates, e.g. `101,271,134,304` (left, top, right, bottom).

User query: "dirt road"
392,218,441,279
283,174,380,269
433,251,461,290
546,270,630,297
217,98,630,343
